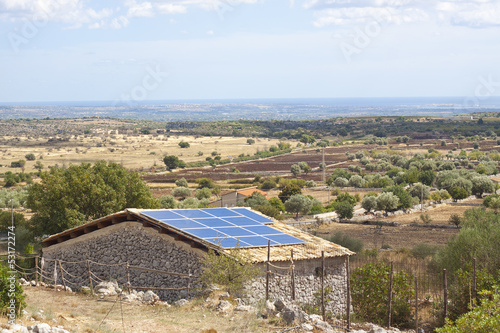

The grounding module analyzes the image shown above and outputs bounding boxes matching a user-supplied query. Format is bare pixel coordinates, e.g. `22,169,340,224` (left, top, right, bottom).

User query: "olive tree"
284,194,312,218
376,192,399,213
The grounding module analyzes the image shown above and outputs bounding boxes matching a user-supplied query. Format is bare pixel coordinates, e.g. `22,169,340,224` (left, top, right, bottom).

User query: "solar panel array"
139,208,306,249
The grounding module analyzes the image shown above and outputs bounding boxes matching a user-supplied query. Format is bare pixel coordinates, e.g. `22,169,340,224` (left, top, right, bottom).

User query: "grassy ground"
1,287,279,333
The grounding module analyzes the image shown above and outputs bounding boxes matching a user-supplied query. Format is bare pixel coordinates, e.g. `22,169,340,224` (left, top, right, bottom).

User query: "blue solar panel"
208,237,251,248
232,208,274,223
174,209,213,219
195,218,234,228
214,227,254,237
238,236,278,247
185,228,221,238
200,208,241,217
160,219,205,229
221,216,261,226
243,225,280,235
141,210,183,220
266,234,305,245
139,208,305,249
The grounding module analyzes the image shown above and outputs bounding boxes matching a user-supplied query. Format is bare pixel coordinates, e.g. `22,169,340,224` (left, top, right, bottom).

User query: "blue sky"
1,0,500,103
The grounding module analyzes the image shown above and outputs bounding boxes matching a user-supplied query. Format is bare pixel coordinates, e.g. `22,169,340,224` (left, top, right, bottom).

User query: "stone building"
42,208,353,313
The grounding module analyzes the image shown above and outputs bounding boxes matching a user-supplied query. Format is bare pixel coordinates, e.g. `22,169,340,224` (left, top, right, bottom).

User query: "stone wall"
245,256,348,315
42,222,205,303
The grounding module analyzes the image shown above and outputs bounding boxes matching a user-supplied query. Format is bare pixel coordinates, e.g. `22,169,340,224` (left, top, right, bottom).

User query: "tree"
27,161,158,238
268,197,285,212
383,185,412,210
334,177,349,188
335,201,354,220
178,141,190,148
278,183,302,203
408,183,430,200
361,195,377,212
449,214,461,228
196,178,216,189
172,187,192,200
284,194,312,218
299,134,315,144
418,170,435,186
159,195,177,209
195,188,212,200
242,192,268,208
449,186,469,201
291,164,301,177
163,155,186,171
335,192,358,206
348,175,366,188
376,192,399,213
246,138,255,145
175,177,189,187
24,153,36,161
326,169,352,185
471,176,495,197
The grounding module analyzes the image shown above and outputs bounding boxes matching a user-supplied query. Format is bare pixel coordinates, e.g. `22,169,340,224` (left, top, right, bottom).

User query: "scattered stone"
301,323,314,332
32,323,52,333
280,305,307,325
174,299,189,307
215,300,231,313
264,299,276,316
142,290,160,304
274,298,286,312
94,281,121,296
234,305,254,312
30,281,37,287
219,292,230,300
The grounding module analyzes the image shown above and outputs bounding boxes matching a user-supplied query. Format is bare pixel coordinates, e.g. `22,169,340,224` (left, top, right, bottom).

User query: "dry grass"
0,134,282,174
4,287,277,333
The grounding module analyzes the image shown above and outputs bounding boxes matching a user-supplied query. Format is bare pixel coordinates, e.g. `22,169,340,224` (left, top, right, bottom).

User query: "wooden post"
387,262,394,329
346,256,351,331
187,270,191,299
58,260,67,291
472,257,477,307
443,269,448,320
291,249,295,301
415,276,418,332
321,251,325,322
266,240,270,300
126,262,131,294
87,260,93,295
35,256,39,285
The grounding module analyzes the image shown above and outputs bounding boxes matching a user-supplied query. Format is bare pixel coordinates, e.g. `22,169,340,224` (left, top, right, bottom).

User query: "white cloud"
206,29,214,35
127,1,154,18
307,0,500,28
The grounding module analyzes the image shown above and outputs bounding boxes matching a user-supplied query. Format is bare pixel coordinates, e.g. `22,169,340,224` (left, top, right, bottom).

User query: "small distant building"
41,208,353,313
210,187,268,208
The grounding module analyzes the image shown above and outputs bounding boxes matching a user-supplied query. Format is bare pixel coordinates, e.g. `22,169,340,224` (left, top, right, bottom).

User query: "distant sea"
1,97,500,121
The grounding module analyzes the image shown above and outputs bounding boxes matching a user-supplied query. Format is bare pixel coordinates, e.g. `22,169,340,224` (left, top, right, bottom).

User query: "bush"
436,286,500,333
178,141,190,148
0,264,26,318
198,246,260,295
24,153,35,161
172,187,191,199
351,262,414,328
159,195,177,209
334,201,354,220
260,179,277,190
175,177,189,187
410,243,439,259
328,232,363,253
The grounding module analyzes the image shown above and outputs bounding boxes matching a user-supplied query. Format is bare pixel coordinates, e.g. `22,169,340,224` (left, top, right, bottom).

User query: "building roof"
236,188,268,198
42,208,353,262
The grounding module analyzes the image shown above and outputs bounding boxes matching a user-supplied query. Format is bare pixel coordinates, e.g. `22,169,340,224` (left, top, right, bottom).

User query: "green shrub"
436,286,500,333
0,264,26,319
351,262,414,328
328,232,363,253
410,243,439,259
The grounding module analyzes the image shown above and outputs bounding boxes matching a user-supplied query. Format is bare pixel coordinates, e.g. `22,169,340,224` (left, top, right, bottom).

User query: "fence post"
346,256,351,331
415,276,418,332
35,256,39,285
87,260,94,295
321,251,325,322
291,249,295,301
387,262,393,328
187,269,191,299
126,262,131,294
443,269,448,320
58,260,67,291
266,240,270,300
472,257,477,307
